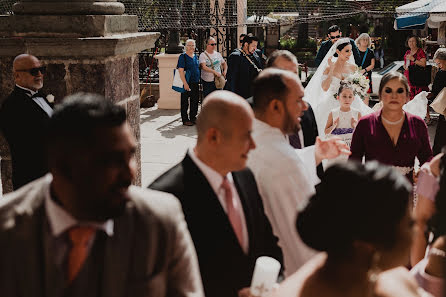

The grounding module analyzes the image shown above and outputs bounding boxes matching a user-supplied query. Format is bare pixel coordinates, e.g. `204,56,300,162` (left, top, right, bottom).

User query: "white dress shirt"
43,174,114,266
188,148,249,253
247,119,319,276
16,84,53,117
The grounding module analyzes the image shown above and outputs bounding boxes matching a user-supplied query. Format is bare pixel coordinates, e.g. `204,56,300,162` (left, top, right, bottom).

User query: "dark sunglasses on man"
209,43,217,46
16,66,47,76
330,35,341,40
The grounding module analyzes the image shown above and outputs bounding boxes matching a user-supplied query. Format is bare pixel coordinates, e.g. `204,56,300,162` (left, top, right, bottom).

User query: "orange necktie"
67,226,95,283
221,177,244,248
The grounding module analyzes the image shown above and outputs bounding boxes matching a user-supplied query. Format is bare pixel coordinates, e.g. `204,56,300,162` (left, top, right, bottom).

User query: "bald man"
149,91,283,297
0,54,53,189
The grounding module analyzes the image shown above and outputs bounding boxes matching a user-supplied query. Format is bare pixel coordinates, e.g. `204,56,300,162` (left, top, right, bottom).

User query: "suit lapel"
232,171,253,254
15,87,52,118
182,155,243,250
101,204,134,297
15,197,46,297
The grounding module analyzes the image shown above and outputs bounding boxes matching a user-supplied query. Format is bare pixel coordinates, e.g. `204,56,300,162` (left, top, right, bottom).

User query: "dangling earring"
367,251,381,284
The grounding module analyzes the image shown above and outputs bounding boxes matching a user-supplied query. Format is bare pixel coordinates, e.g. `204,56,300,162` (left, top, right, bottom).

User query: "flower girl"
324,83,362,165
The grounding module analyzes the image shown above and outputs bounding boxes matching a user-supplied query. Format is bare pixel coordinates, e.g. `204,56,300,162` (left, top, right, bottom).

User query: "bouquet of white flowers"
345,70,370,99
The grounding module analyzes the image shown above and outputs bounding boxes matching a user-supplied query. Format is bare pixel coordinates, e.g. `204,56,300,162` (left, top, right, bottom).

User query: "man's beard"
283,106,301,135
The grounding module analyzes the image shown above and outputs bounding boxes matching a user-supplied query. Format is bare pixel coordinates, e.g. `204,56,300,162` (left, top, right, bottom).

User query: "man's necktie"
221,177,244,248
289,134,302,149
67,226,95,283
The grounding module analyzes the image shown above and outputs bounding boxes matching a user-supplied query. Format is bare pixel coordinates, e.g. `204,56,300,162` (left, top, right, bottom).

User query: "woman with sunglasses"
199,37,226,98
350,72,433,182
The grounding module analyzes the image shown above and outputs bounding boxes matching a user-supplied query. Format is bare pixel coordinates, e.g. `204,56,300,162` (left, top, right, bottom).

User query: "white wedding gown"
305,38,427,139
311,76,373,139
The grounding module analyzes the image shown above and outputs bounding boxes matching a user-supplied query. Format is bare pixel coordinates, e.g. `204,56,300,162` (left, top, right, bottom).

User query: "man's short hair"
328,25,340,34
252,68,293,112
46,93,126,158
242,34,259,46
265,50,298,68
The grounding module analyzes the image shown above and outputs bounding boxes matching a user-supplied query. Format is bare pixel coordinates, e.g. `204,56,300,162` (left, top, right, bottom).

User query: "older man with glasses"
199,37,227,98
314,25,361,67
0,54,54,190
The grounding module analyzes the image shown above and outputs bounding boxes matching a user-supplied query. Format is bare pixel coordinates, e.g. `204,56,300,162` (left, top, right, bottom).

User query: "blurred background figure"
429,48,446,155
374,39,385,69
411,150,445,297
355,33,375,106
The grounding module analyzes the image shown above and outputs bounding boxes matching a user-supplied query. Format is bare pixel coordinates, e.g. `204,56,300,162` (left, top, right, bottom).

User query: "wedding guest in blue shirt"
177,39,200,126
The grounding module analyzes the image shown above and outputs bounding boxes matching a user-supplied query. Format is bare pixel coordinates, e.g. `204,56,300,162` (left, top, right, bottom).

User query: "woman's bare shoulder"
271,253,326,297
374,267,431,297
346,62,357,72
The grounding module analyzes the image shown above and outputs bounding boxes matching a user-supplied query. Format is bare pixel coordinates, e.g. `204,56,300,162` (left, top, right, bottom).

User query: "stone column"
0,0,159,194
155,53,181,109
237,0,247,42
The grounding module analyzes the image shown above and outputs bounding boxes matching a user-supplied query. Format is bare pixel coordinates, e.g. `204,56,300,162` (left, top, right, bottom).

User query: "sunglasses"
209,43,217,46
16,66,46,76
330,35,341,39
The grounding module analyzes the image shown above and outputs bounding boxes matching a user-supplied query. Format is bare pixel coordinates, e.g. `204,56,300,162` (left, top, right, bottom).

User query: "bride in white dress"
306,38,428,139
305,38,373,138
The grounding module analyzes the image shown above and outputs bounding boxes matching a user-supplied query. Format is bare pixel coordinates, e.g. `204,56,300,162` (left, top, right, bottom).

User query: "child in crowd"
324,83,362,165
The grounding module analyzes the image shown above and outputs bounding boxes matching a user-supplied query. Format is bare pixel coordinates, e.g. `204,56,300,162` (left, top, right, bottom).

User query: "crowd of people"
0,24,445,297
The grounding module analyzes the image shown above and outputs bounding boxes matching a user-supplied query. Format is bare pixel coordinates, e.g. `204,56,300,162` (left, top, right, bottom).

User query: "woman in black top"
430,48,446,155
355,33,375,106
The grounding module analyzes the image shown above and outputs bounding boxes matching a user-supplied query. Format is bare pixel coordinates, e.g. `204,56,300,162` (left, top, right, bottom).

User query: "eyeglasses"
330,35,341,40
209,43,217,46
16,66,46,76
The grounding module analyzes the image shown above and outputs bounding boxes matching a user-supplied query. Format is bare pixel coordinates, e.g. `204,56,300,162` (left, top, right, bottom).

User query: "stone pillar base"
0,32,159,192
0,15,138,38
155,53,181,110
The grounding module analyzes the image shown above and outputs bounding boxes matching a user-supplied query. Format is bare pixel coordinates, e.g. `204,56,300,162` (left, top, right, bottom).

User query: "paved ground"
140,105,438,188
140,106,197,187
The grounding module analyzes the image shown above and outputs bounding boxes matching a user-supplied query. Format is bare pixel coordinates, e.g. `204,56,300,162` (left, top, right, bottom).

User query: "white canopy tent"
395,0,445,29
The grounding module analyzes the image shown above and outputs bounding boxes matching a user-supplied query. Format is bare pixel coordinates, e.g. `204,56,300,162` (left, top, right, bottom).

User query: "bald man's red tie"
67,226,95,283
221,177,244,248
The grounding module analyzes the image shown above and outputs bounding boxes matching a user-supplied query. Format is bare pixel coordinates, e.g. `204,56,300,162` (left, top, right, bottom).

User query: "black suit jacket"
315,39,361,67
149,155,283,297
225,49,263,99
0,86,52,189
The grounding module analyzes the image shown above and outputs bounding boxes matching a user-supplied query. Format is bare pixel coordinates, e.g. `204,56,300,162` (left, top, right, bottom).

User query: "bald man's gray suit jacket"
0,175,204,297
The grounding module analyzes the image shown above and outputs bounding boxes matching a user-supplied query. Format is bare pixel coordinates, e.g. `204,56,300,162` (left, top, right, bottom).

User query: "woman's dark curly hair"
296,161,411,254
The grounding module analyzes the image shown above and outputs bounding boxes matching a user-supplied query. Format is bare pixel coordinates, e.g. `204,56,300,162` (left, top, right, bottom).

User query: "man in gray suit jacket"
0,93,204,297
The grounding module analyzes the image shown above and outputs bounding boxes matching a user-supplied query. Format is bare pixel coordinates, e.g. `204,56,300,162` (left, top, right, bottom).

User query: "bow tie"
31,93,43,98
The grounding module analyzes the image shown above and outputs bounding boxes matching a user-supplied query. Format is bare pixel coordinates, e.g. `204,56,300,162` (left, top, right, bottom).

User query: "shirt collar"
187,147,234,195
16,84,38,96
44,175,114,237
253,118,288,140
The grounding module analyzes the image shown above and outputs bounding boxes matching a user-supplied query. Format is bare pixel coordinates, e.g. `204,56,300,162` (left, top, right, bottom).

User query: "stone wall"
0,51,149,194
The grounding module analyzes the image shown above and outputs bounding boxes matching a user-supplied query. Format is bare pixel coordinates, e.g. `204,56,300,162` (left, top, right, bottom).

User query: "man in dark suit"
0,54,53,189
225,34,263,98
0,93,204,297
265,50,323,177
314,25,361,67
149,91,283,297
